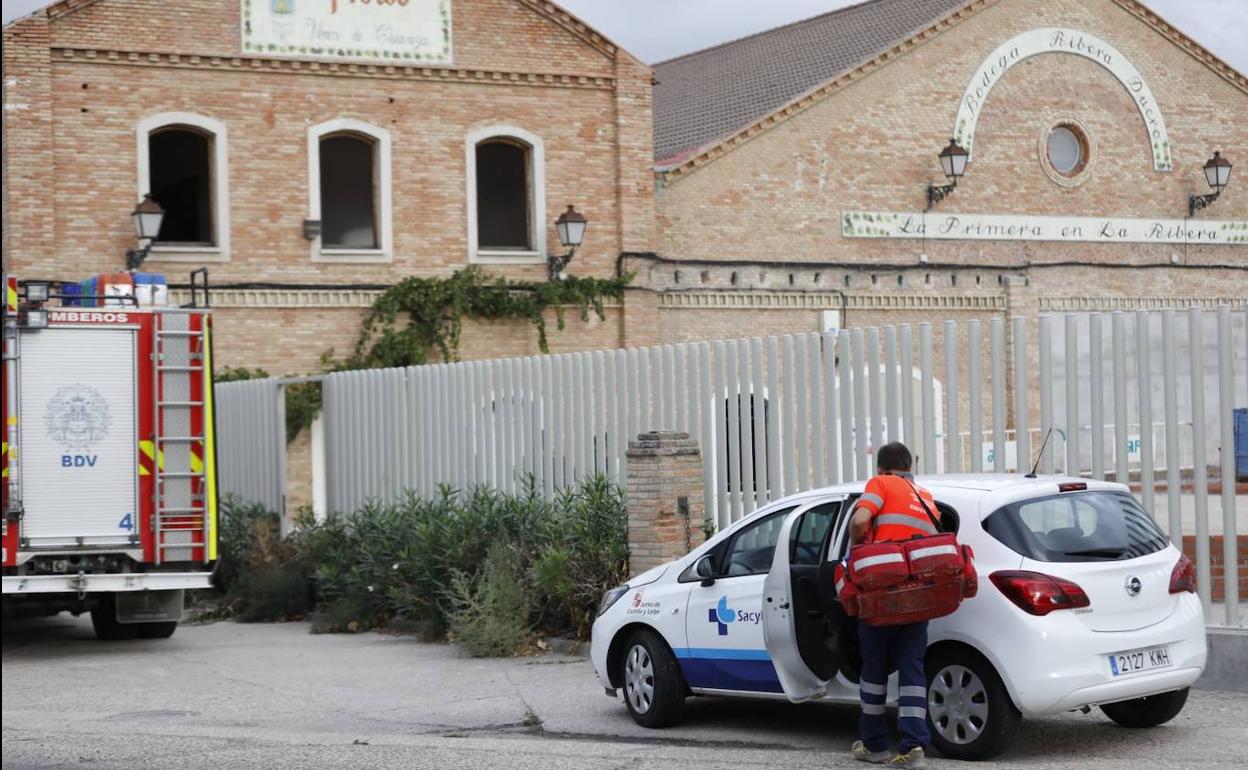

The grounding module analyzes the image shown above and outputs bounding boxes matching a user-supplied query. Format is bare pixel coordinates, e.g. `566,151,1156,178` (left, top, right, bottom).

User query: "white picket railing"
220,306,1247,626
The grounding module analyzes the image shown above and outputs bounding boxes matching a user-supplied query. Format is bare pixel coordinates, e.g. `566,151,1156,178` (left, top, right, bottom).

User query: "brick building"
642,0,1247,347
3,0,654,374
3,0,1246,372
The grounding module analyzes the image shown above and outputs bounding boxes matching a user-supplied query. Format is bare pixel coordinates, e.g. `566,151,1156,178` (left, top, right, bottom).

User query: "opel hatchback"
590,475,1206,761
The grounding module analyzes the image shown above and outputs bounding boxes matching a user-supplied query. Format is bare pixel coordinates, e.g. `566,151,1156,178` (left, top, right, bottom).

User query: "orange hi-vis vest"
856,472,940,542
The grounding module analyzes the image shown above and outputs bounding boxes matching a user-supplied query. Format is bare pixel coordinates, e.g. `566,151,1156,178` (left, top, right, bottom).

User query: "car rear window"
983,491,1169,562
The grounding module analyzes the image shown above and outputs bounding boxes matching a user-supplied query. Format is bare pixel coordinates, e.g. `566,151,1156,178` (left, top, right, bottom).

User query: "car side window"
790,501,843,566
720,508,793,577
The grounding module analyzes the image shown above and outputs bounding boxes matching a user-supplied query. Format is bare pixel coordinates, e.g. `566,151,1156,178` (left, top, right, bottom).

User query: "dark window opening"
149,127,214,245
724,393,771,494
320,134,378,249
476,139,531,250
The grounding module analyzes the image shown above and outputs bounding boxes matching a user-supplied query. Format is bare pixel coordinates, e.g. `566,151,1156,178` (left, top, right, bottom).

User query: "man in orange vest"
849,442,939,768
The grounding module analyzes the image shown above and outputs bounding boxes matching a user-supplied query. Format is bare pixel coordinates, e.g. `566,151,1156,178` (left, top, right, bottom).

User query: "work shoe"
851,740,890,764
887,747,928,768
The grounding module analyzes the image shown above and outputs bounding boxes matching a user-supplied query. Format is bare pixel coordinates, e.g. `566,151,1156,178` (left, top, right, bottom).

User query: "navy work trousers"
857,620,930,753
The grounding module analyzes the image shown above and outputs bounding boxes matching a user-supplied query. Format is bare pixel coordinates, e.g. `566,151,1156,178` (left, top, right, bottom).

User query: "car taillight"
1169,554,1197,594
990,570,1091,616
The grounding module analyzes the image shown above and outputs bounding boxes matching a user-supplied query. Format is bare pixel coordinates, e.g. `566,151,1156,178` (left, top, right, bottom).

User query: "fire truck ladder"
151,310,208,565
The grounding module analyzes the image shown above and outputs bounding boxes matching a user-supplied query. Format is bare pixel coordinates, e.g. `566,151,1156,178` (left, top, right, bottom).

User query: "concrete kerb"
1195,627,1248,693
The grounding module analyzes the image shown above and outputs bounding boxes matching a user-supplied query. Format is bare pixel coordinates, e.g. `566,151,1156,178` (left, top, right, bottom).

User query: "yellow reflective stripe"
1,441,7,478
139,440,165,471
6,284,17,313
202,323,218,562
190,451,203,474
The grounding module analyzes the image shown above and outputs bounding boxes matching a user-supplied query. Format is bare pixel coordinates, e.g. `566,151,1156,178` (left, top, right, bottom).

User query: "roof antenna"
1025,428,1053,479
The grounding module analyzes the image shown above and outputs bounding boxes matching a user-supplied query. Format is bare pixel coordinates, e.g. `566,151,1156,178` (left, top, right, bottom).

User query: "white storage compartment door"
19,326,138,546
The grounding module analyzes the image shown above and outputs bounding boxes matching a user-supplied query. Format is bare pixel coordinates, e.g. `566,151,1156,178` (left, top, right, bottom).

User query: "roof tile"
652,0,967,162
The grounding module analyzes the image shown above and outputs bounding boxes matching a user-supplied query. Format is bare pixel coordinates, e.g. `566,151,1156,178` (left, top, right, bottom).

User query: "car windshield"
983,491,1169,562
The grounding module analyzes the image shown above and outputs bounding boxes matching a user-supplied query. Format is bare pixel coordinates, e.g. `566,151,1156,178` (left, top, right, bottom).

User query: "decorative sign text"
242,0,451,64
842,211,1248,246
954,28,1171,171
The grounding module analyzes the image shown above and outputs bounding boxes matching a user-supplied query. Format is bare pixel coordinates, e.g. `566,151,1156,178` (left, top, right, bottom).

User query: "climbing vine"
217,268,630,441
325,266,631,371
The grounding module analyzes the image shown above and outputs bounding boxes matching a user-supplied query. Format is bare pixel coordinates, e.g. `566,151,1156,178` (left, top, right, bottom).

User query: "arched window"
466,125,546,263
308,119,392,262
136,112,229,261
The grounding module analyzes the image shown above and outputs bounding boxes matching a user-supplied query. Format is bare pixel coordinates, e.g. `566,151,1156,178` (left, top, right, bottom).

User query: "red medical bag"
847,541,910,590
834,487,977,625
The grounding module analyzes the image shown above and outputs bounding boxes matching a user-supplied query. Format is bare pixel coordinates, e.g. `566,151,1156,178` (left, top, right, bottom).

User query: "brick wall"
626,431,706,575
1182,535,1248,605
2,0,647,373
653,0,1247,300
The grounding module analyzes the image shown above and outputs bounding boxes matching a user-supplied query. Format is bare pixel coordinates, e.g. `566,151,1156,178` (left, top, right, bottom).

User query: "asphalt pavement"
3,614,1245,769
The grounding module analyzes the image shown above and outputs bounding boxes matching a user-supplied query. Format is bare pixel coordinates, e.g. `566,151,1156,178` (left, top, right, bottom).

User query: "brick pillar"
626,431,706,576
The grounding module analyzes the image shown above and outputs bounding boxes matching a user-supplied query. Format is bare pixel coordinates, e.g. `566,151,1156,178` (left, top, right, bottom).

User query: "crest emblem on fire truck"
44,384,112,451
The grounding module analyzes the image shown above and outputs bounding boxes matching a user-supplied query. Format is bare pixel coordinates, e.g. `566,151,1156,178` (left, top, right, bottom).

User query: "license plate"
1107,645,1172,677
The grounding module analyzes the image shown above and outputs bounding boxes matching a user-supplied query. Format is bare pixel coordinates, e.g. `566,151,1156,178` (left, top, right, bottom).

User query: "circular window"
1038,118,1095,187
1046,125,1086,176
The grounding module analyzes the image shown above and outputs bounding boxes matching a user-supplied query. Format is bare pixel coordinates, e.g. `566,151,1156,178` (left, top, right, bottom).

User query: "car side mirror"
695,554,717,586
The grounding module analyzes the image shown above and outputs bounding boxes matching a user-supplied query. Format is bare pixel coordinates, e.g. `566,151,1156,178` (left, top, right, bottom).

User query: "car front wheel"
1100,688,1189,728
926,648,1021,761
620,629,687,728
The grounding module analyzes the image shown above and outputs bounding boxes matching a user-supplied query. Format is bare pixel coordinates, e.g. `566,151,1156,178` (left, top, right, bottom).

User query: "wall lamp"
548,205,587,281
125,194,166,270
927,138,969,212
1189,151,1232,216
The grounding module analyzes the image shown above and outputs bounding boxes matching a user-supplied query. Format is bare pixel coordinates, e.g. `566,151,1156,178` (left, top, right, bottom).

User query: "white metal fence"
214,378,286,516
219,306,1247,626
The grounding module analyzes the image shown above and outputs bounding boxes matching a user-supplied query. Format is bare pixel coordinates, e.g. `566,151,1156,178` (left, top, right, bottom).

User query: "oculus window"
1046,125,1087,177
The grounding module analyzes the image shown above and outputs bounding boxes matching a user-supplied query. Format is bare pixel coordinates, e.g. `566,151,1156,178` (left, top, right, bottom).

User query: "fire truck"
2,271,218,639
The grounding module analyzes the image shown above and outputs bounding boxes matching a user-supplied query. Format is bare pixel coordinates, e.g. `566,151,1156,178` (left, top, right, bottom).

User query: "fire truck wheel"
90,594,138,641
136,621,179,639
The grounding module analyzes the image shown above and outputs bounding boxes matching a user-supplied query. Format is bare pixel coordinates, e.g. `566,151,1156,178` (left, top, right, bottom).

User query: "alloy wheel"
929,663,989,744
624,643,655,715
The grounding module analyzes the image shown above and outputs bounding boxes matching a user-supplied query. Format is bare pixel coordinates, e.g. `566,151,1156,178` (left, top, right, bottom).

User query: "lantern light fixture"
548,205,588,281
126,193,166,270
1190,151,1232,216
927,138,969,211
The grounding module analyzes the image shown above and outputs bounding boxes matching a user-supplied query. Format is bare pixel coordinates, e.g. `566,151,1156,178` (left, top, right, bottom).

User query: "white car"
590,475,1206,761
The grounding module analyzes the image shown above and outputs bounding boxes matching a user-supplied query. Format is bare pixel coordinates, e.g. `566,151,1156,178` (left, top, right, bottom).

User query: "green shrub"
234,563,313,623
309,591,379,634
531,476,629,638
224,475,630,651
445,543,533,657
215,496,281,594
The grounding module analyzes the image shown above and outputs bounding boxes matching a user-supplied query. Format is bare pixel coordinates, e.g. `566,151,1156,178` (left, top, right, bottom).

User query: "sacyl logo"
707,596,763,636
708,596,735,636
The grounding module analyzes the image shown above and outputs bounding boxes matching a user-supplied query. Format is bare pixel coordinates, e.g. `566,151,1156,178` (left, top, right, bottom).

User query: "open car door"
762,495,849,702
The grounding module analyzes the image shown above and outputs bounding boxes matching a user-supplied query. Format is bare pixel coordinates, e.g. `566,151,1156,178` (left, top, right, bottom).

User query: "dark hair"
876,442,912,473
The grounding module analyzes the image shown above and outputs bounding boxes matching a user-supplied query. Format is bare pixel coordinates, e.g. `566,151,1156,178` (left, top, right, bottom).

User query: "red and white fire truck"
2,272,218,639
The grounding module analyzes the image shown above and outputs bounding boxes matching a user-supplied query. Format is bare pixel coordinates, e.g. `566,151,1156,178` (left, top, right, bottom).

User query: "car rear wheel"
1100,688,1189,728
926,648,1020,761
620,629,686,728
